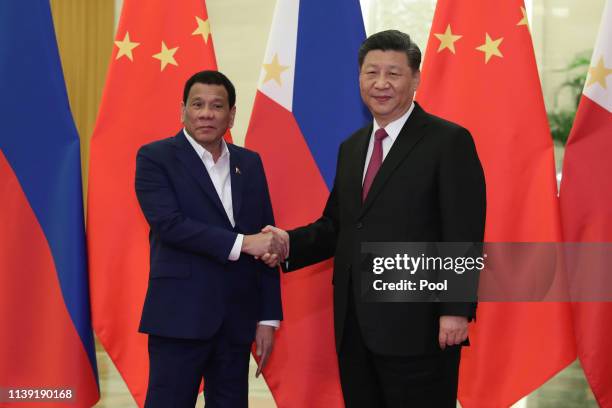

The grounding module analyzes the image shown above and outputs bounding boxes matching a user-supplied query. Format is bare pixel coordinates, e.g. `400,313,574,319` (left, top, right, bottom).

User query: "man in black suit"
135,71,284,407
264,30,486,407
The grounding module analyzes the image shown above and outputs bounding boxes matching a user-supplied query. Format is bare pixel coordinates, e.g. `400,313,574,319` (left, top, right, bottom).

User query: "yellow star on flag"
192,16,211,43
152,41,179,71
586,56,612,89
517,6,529,27
476,33,504,64
114,32,140,61
434,24,462,54
262,53,289,86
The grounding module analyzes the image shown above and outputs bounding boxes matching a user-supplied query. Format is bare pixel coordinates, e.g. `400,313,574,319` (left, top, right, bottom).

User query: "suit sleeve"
438,128,486,318
135,145,237,264
283,144,343,271
255,155,283,321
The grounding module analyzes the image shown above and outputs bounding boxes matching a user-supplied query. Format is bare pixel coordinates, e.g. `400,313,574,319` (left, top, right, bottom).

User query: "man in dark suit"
263,30,486,407
135,70,284,407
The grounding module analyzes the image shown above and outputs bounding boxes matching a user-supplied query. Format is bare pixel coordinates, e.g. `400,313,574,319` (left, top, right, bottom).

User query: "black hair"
358,30,421,72
183,70,236,108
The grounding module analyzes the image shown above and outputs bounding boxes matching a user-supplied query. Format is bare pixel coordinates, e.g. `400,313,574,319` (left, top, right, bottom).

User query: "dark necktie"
362,128,388,202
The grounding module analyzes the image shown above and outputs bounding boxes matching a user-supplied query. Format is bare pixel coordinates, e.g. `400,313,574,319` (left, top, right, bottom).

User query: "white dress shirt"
184,129,243,259
184,129,279,328
362,102,415,183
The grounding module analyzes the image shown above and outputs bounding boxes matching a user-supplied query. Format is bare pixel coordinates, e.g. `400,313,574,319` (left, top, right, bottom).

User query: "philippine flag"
560,1,612,406
244,0,370,406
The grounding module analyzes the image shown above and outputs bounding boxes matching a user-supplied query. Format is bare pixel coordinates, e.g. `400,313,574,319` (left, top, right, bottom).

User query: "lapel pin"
235,166,241,175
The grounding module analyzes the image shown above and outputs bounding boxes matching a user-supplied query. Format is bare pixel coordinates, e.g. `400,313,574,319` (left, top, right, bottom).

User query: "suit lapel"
360,104,428,217
228,144,244,222
172,131,230,223
346,125,372,217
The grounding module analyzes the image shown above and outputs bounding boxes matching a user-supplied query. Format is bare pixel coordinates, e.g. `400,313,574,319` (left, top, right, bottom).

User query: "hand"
255,324,275,377
242,231,286,259
260,252,280,268
260,225,289,266
438,315,468,350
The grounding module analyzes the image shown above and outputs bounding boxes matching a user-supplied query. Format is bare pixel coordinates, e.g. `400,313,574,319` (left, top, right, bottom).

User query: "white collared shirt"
184,130,279,328
362,102,415,183
184,129,243,260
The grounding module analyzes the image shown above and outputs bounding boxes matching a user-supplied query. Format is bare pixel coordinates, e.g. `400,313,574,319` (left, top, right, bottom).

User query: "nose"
373,73,389,89
198,105,214,119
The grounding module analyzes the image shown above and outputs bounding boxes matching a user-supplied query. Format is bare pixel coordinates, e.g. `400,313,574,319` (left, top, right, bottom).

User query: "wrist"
242,234,254,254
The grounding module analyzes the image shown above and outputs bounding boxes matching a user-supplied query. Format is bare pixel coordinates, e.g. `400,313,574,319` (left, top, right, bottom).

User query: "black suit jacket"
286,103,486,355
135,131,282,345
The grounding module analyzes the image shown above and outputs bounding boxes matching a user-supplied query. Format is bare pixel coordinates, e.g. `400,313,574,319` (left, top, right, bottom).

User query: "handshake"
241,225,289,267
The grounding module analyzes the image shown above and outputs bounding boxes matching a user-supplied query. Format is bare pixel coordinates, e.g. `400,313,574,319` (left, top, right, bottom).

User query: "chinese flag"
560,1,612,406
418,1,576,406
87,0,222,405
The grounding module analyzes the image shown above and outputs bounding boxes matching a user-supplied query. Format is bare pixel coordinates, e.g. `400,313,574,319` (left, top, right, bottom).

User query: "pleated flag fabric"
245,0,369,406
418,1,576,406
87,0,223,405
0,1,99,406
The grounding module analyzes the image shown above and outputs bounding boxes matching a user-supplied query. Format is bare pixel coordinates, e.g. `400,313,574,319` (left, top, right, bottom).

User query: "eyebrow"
363,64,403,70
190,96,225,103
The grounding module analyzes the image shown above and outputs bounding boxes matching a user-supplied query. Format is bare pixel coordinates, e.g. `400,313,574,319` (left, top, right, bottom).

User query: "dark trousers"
338,292,461,408
144,327,251,408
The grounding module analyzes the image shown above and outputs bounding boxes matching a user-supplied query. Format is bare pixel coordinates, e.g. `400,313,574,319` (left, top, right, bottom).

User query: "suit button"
356,222,363,229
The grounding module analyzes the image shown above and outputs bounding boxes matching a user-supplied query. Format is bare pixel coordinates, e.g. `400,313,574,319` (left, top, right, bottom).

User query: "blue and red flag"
0,1,99,406
245,0,369,406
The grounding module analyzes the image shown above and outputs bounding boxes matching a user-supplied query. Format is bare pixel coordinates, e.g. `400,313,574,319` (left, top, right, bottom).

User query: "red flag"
418,1,576,406
0,2,98,406
87,1,222,405
560,1,612,406
244,1,368,406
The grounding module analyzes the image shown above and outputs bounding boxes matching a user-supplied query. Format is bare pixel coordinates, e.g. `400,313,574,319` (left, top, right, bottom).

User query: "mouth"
196,125,216,131
373,96,392,103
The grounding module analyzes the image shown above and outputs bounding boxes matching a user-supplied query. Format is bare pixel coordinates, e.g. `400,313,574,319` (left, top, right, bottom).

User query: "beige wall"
533,0,606,111
206,0,277,146
362,0,436,59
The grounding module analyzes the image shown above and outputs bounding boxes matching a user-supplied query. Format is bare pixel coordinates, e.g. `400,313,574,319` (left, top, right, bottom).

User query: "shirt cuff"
258,320,280,328
228,234,243,261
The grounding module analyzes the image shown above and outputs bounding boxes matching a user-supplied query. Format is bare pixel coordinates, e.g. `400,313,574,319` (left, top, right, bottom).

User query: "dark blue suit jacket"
135,130,282,345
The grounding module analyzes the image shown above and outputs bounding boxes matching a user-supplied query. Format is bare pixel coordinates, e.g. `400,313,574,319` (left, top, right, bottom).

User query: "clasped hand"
242,226,289,267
